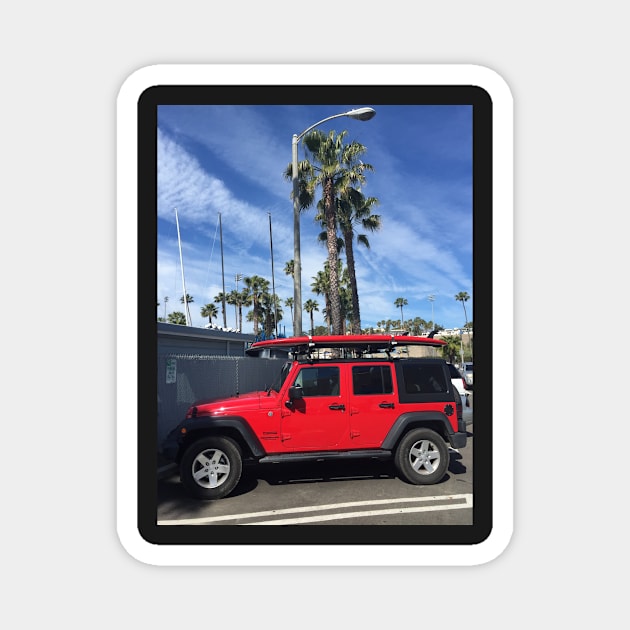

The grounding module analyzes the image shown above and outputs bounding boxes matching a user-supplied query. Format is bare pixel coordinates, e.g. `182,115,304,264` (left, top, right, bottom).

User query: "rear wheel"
180,436,242,500
394,428,449,485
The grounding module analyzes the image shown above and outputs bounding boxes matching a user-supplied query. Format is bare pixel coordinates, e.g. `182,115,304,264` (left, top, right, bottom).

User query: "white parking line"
157,493,472,526
246,499,472,525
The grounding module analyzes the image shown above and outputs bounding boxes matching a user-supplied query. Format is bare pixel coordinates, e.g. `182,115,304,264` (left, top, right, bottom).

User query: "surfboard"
246,334,445,356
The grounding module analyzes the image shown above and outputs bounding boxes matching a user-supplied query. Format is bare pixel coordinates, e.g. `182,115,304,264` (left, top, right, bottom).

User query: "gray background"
3,1,624,627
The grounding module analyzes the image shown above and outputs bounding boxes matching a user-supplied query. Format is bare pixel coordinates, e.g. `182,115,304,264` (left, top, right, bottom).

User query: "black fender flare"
166,415,266,459
381,411,456,450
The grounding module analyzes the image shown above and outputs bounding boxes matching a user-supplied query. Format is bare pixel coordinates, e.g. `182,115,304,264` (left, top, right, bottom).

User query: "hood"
189,390,270,417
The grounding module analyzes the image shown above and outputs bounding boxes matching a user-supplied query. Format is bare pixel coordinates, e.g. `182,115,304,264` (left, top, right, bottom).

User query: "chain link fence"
157,354,286,446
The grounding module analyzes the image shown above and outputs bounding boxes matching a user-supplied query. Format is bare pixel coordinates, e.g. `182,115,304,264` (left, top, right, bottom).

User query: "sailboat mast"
268,212,278,337
175,207,191,326
219,212,227,328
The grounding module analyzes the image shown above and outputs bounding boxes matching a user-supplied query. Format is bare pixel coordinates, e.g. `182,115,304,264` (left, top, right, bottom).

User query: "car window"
293,366,340,397
401,364,448,394
352,365,393,395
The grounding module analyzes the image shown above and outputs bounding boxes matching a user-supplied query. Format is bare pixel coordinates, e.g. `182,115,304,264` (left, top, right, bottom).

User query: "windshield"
268,361,293,394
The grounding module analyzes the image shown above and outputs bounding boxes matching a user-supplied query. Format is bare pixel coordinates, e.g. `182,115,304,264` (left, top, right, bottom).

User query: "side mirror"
288,385,303,400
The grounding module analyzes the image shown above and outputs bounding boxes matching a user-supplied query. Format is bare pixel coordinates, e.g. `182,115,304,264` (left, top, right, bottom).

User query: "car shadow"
159,450,468,503
244,458,397,490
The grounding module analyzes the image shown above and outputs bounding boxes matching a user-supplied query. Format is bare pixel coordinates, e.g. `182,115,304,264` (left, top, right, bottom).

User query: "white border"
116,64,513,566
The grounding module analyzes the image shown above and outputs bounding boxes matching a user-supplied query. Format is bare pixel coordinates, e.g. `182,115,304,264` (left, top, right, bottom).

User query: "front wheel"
180,436,242,500
394,428,449,485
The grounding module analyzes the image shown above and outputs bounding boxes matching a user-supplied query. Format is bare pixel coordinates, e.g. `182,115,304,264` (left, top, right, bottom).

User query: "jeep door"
281,364,349,450
348,363,398,447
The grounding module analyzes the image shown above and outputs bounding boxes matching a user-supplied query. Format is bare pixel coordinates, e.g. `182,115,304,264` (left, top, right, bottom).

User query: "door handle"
379,402,395,408
329,404,345,410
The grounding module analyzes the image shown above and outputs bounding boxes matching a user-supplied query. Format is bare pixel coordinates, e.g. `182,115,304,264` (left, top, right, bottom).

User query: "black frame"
137,85,492,546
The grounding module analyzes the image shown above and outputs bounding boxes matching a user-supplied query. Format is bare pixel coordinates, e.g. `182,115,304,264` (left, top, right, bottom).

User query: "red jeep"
161,335,467,500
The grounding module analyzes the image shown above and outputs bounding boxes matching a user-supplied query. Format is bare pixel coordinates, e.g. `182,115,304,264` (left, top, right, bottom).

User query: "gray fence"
157,354,287,446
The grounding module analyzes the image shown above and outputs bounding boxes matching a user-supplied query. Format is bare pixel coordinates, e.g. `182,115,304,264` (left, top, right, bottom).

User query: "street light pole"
291,107,376,337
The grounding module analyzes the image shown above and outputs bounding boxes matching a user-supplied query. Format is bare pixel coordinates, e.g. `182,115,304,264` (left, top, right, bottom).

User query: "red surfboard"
246,334,445,356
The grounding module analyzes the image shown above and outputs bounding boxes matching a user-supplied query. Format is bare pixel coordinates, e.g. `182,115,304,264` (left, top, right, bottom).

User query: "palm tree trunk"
324,180,342,335
343,228,362,334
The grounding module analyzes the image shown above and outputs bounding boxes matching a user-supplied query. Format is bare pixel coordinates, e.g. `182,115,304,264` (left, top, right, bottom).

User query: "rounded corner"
116,64,164,105
116,522,163,567
468,521,514,566
466,64,514,105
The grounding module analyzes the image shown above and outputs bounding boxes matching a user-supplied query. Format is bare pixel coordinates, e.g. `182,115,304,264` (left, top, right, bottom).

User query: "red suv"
161,335,467,499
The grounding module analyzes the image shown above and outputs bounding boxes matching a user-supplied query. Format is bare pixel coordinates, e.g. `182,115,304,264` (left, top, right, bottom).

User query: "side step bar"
257,449,392,464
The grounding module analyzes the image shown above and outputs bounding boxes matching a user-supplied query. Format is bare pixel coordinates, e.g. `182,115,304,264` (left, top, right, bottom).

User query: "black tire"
180,436,242,500
394,428,449,485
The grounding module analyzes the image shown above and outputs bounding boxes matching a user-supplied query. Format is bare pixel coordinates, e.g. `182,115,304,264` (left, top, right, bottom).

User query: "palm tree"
311,258,345,335
260,292,283,337
408,316,430,336
439,335,462,364
339,277,353,335
243,275,269,335
201,303,218,325
455,291,470,328
226,290,238,329
167,311,187,325
162,296,169,320
311,268,331,334
304,299,319,335
284,297,294,324
213,292,227,327
283,260,294,278
339,191,381,334
179,294,193,325
227,288,251,331
394,297,408,326
455,291,472,359
287,129,373,335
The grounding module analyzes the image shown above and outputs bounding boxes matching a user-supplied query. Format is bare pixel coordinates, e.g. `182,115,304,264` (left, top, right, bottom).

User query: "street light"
291,107,376,336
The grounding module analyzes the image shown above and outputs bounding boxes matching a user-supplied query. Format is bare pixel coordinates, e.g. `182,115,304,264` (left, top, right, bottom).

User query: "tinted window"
293,366,340,397
352,365,393,395
401,364,448,394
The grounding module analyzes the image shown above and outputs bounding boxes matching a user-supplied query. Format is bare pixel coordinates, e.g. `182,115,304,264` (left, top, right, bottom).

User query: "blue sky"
157,104,473,334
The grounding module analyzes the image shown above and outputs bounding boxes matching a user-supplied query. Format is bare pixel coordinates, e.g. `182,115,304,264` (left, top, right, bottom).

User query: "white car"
462,362,473,389
447,363,469,407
